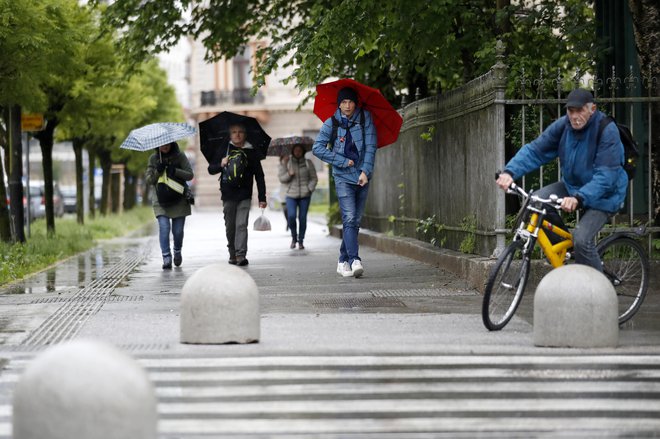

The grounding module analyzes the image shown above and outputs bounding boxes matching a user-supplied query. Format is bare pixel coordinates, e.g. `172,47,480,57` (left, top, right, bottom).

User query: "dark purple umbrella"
267,136,314,157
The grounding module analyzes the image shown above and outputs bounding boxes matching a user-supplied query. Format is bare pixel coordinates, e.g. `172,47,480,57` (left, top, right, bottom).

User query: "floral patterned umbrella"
267,136,314,157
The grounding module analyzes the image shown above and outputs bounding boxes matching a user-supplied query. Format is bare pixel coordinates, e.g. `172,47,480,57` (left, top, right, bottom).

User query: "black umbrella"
267,136,314,157
199,112,271,163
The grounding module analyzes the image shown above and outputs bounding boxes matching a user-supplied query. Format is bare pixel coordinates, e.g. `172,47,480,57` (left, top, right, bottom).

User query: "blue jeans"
336,181,369,265
157,215,186,257
286,196,311,243
534,181,610,271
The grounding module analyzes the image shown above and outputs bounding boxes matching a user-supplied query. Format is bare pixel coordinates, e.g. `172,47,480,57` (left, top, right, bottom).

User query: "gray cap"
565,88,594,108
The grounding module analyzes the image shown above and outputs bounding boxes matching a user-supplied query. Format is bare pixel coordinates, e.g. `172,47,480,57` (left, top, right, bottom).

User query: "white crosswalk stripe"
2,353,660,437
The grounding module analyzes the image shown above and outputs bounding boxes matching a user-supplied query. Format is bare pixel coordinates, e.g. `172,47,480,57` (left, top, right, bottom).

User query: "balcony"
199,88,265,107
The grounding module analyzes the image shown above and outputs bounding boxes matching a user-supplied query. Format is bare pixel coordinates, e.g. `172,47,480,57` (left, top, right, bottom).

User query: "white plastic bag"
253,209,271,231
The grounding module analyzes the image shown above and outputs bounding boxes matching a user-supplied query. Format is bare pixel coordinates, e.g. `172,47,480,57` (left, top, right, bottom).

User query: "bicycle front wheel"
482,240,531,331
597,236,649,324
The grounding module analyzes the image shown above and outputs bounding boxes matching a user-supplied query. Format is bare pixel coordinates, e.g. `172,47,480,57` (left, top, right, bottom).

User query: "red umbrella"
313,78,403,148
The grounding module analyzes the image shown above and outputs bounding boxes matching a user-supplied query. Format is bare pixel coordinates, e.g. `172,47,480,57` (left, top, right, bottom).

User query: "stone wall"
362,67,507,257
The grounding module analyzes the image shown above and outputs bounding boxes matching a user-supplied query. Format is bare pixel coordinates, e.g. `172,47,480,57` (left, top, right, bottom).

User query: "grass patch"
308,203,329,215
0,207,153,287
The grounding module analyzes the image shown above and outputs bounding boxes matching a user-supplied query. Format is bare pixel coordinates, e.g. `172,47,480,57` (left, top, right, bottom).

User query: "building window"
233,46,251,92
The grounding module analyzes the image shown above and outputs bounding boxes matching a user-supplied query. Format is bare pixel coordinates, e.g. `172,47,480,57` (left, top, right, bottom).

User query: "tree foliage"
0,0,183,239
0,0,83,110
98,0,600,103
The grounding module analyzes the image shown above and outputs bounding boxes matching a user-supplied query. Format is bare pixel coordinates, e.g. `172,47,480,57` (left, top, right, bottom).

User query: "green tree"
0,0,88,241
97,0,598,103
110,60,184,212
56,24,135,223
31,1,100,237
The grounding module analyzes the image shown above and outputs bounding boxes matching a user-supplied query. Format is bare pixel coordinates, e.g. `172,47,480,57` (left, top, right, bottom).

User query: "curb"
330,225,494,293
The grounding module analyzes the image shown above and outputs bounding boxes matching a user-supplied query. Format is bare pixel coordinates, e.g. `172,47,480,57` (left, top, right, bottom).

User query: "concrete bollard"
180,263,260,344
534,264,618,348
13,339,157,439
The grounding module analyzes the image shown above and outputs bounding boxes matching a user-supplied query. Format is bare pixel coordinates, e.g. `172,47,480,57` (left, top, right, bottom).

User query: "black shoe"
237,257,249,266
162,256,172,270
228,258,237,265
298,242,305,250
174,252,182,267
290,239,297,249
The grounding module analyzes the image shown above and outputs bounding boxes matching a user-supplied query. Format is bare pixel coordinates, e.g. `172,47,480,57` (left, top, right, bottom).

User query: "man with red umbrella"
313,87,378,278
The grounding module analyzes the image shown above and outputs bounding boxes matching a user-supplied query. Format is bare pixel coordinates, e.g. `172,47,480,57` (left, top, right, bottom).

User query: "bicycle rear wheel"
482,240,531,330
597,236,649,324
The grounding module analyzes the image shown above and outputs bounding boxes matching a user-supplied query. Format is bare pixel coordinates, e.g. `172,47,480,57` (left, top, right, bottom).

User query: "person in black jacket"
208,124,267,266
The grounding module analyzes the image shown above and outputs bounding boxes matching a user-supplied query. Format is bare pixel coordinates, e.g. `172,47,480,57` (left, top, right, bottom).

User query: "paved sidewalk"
1,206,658,355
2,207,660,438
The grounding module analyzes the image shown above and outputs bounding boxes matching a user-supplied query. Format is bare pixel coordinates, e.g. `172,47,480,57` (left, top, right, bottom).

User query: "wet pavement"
0,206,658,353
1,207,660,437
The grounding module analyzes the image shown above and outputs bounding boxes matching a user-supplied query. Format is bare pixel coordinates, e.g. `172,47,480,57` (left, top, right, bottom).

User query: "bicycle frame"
511,184,572,268
527,213,573,267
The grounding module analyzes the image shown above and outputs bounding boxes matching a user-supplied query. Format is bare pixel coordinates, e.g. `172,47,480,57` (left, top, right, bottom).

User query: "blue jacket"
504,111,628,213
312,107,378,185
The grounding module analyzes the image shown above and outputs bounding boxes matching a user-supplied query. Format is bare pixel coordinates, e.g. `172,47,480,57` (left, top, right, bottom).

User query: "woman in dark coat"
144,142,194,269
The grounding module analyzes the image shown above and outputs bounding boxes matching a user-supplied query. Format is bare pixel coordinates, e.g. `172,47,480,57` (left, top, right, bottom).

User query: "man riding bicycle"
495,88,628,271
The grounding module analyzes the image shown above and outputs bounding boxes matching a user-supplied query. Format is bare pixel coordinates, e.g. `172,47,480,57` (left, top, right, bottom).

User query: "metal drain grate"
312,297,406,309
30,295,144,304
119,343,171,352
21,250,150,347
371,288,478,298
107,295,144,302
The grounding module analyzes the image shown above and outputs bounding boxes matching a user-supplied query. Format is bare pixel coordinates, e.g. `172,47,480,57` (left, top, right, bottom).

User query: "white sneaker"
351,260,364,278
336,261,352,277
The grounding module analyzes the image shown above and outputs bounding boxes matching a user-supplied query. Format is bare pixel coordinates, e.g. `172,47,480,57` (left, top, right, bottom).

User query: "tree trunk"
35,118,59,236
628,0,660,227
98,149,112,216
7,105,25,243
87,149,97,219
123,167,137,211
0,145,11,242
72,138,85,225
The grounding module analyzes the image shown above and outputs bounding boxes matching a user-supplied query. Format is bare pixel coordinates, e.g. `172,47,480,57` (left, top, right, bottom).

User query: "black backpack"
221,148,248,187
597,116,640,180
156,172,186,207
327,110,365,150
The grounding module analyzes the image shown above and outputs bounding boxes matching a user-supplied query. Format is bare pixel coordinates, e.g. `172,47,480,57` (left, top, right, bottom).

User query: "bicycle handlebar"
498,174,563,208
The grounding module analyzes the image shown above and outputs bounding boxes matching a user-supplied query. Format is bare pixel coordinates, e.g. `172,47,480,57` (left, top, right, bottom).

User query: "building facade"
187,39,324,208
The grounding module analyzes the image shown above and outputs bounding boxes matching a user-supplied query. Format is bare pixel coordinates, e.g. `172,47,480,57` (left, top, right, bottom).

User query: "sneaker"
336,261,352,277
173,252,182,267
162,255,172,270
351,260,364,278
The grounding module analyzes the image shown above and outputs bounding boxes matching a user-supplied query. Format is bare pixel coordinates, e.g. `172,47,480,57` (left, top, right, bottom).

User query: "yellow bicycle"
482,181,649,331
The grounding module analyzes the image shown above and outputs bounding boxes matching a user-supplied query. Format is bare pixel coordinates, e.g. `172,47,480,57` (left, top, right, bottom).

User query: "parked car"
26,181,64,221
59,185,77,214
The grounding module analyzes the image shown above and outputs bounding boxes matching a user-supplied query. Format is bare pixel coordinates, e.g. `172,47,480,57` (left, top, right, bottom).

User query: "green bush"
326,201,341,228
